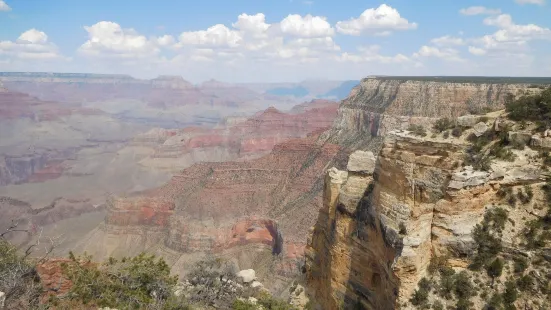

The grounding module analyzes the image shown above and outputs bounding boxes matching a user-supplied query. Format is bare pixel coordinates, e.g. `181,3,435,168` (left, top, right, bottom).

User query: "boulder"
531,135,542,147
473,122,488,137
251,281,264,289
328,167,348,184
508,131,532,145
0,291,4,309
236,269,256,283
347,151,376,174
457,115,479,127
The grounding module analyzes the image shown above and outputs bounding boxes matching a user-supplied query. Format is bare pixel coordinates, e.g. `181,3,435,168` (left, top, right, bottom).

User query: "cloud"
468,46,487,56
465,13,550,65
413,46,464,62
0,29,64,60
336,45,410,64
335,4,417,36
431,35,465,46
179,24,242,47
279,14,334,37
78,21,161,59
0,0,10,11
459,6,501,16
515,0,545,5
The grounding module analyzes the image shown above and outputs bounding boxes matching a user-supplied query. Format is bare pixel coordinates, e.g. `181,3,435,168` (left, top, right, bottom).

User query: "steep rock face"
79,135,348,285
136,100,338,171
306,119,546,309
325,77,546,146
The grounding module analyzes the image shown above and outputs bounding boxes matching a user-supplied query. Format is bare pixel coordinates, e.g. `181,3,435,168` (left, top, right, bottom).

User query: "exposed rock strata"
306,122,546,309
325,77,547,147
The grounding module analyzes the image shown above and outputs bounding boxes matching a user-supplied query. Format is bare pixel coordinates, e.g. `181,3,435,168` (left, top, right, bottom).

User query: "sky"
0,0,550,82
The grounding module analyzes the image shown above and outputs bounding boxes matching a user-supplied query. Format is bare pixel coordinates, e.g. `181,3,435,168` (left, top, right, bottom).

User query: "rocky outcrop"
325,77,548,147
78,135,348,289
135,100,339,171
305,117,547,309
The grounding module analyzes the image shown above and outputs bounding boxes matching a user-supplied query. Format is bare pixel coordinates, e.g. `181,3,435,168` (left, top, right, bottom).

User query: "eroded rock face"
135,100,339,171
306,126,546,309
80,135,348,285
325,77,543,146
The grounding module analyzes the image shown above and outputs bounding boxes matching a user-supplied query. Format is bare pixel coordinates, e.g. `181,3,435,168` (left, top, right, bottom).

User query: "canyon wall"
306,114,549,308
324,77,545,147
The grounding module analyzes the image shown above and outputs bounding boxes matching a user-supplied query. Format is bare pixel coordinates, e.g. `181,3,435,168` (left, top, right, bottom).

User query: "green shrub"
408,124,427,137
433,118,455,132
59,252,183,309
451,127,463,137
513,257,528,273
503,280,518,305
485,293,503,310
432,300,443,310
506,87,551,124
517,275,533,291
486,258,504,280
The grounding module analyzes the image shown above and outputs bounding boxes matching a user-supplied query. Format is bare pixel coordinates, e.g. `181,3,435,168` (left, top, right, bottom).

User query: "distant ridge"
365,75,551,84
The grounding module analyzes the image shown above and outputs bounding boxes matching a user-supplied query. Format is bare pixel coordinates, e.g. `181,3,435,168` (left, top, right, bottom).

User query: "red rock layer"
144,100,339,161
104,135,349,275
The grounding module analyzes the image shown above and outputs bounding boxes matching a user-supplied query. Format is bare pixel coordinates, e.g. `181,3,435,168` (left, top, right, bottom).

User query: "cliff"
134,100,339,171
306,106,551,309
324,77,547,148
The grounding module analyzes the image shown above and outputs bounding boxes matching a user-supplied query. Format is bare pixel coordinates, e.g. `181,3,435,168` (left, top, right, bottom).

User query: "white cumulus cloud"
79,21,160,59
459,6,501,16
413,46,464,62
279,14,334,37
0,0,10,11
179,24,242,48
0,29,63,60
335,4,417,36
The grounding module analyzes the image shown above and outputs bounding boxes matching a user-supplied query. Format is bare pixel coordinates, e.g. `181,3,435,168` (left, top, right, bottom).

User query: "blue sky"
0,0,550,82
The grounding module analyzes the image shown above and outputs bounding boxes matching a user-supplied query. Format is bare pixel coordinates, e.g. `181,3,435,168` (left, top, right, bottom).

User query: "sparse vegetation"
433,118,455,133
451,127,463,137
408,124,427,137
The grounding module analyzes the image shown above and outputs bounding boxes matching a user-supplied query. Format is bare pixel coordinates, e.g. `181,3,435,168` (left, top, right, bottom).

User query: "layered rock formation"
324,77,547,147
78,135,349,289
305,111,550,309
135,100,338,171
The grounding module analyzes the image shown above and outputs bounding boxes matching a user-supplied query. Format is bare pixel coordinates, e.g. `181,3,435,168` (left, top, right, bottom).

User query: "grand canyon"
3,72,551,309
2,1,551,309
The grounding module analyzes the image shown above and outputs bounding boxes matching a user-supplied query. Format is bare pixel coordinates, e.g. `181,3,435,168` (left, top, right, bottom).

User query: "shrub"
408,124,427,137
486,258,504,281
506,87,551,124
503,280,518,305
0,238,43,309
451,127,463,137
513,257,528,273
432,300,444,310
433,118,455,132
485,293,503,310
443,131,450,139
517,275,533,291
453,271,474,300
59,252,182,309
410,288,429,306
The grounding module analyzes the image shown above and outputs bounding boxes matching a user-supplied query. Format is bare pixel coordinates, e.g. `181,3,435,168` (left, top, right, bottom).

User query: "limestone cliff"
306,108,551,309
324,77,547,148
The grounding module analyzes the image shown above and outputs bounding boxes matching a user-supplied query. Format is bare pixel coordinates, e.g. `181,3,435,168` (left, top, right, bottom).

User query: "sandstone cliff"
324,77,547,148
306,107,551,309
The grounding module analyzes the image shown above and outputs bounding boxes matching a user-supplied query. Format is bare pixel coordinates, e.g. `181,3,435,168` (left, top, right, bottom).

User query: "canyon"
73,77,551,299
3,74,551,309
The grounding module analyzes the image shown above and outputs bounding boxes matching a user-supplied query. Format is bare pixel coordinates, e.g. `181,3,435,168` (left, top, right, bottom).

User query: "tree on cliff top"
506,86,551,125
